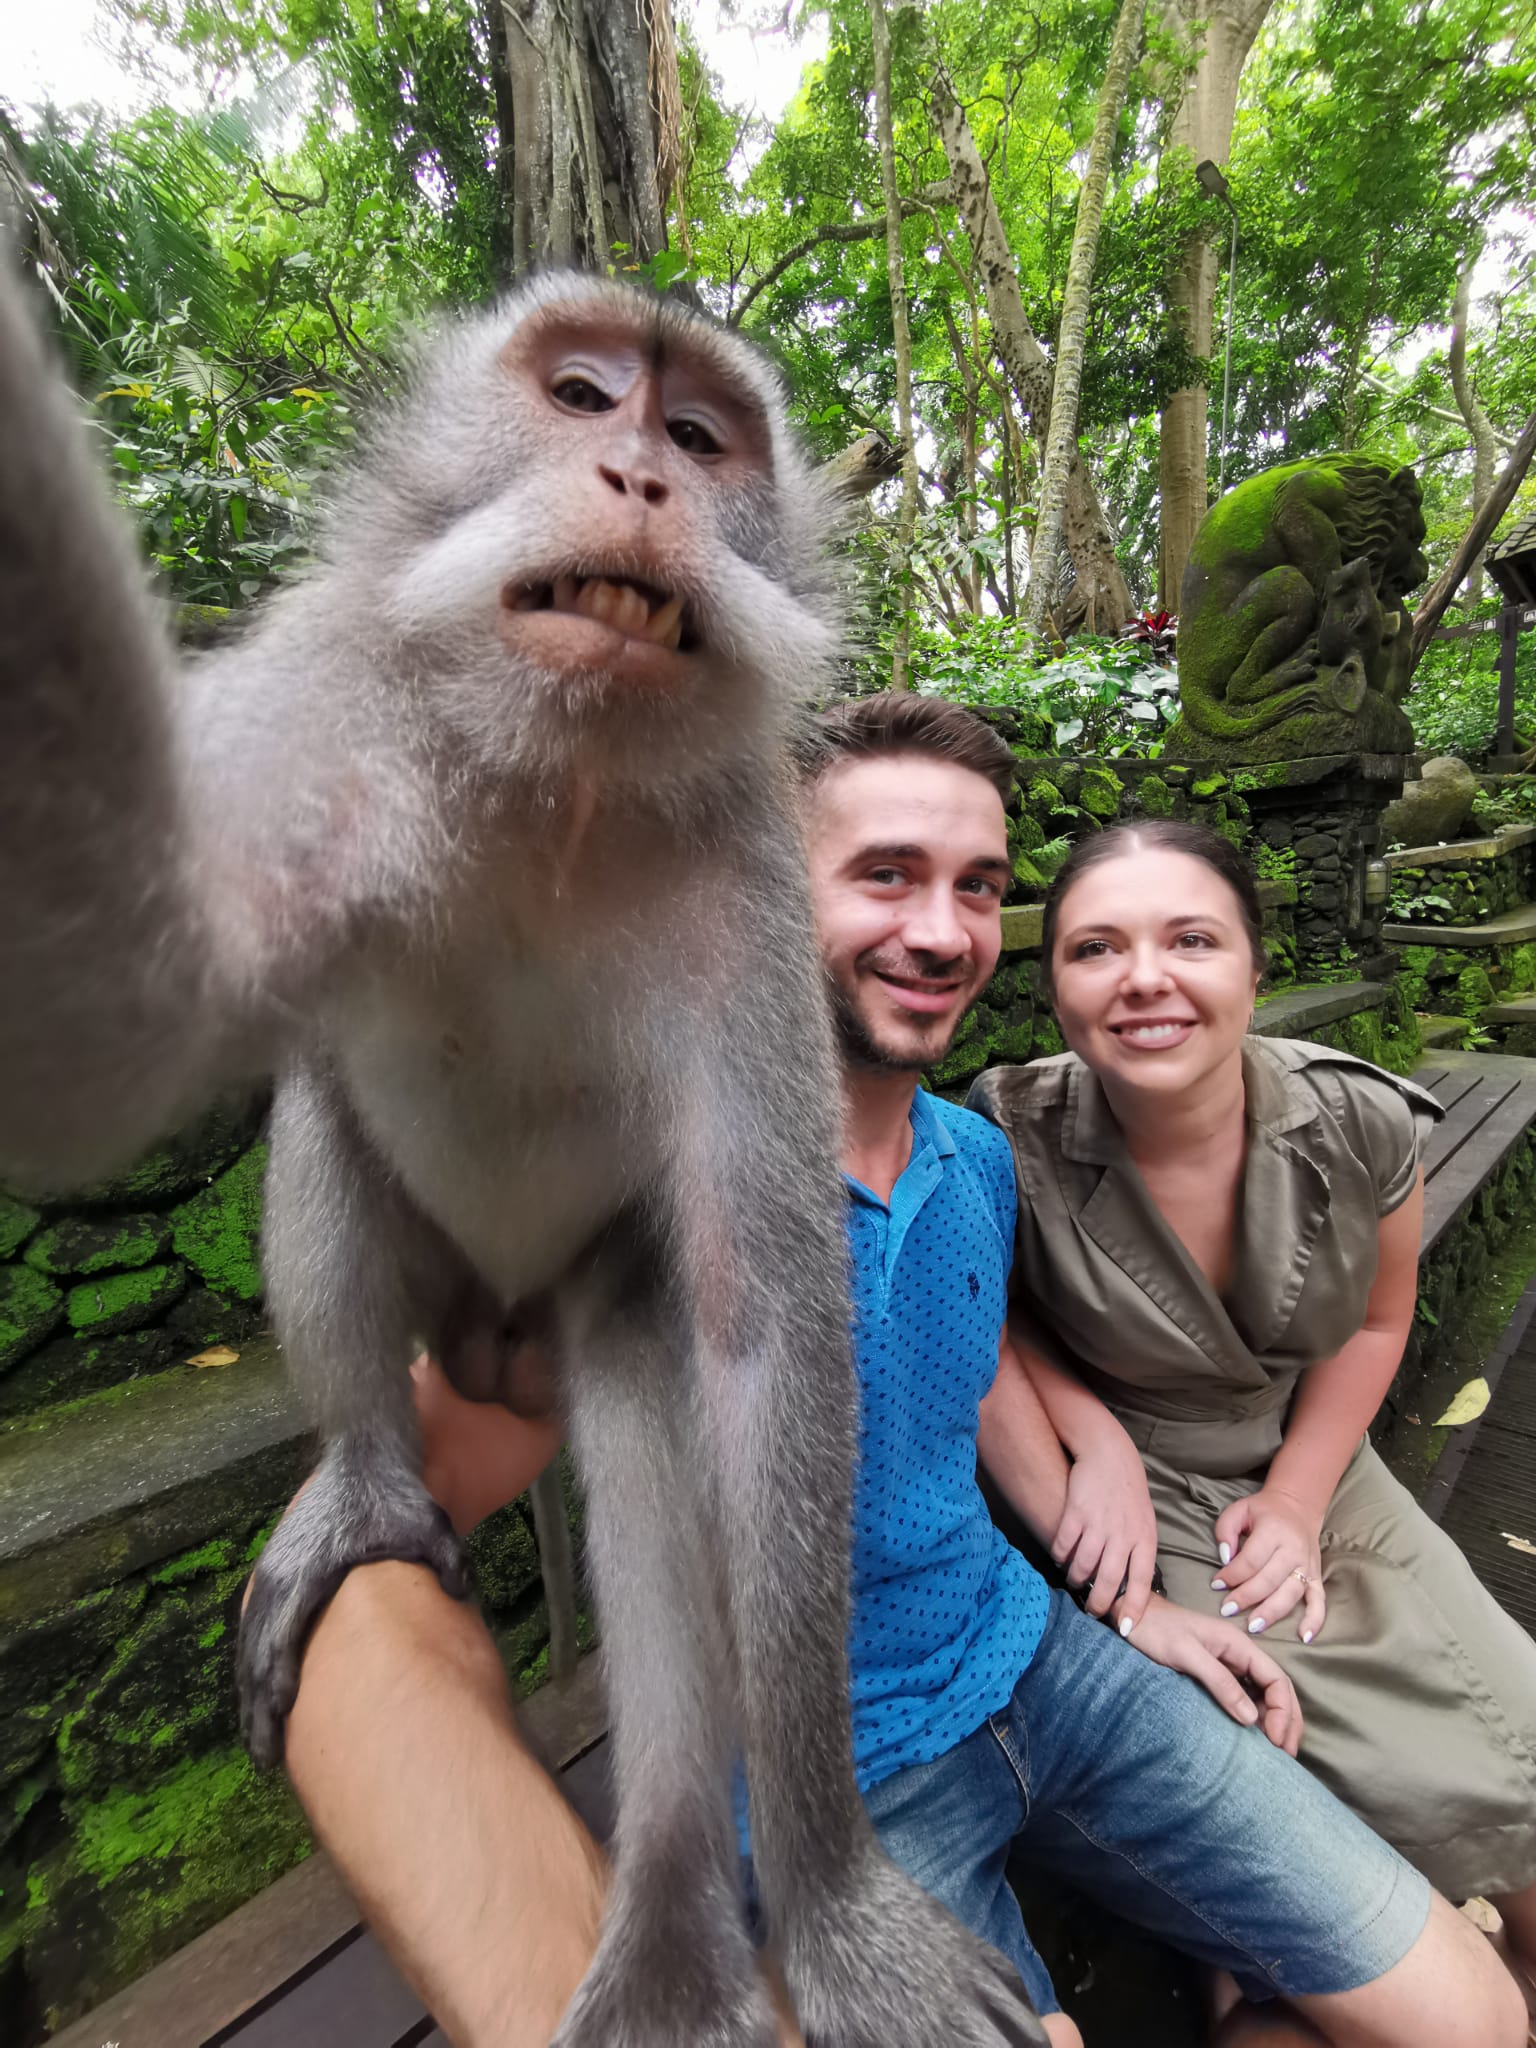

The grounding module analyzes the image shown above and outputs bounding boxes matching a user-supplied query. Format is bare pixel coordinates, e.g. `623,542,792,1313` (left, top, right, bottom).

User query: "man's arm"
275,1356,804,2047
978,1335,1303,1756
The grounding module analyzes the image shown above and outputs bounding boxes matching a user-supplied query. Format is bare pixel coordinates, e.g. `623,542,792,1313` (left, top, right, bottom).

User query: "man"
270,694,1525,2048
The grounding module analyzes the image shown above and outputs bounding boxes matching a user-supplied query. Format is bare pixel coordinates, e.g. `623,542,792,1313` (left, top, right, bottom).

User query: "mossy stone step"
0,1341,308,1631
1481,997,1536,1026
1251,980,1388,1038
1417,1015,1472,1049
1383,900,1536,949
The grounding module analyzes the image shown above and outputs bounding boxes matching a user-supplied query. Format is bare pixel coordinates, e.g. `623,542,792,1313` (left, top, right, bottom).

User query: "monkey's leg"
666,845,1048,2048
550,1216,778,2048
239,1062,467,1769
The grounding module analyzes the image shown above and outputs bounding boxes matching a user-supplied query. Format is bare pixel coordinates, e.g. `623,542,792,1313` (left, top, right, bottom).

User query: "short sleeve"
1303,1057,1432,1218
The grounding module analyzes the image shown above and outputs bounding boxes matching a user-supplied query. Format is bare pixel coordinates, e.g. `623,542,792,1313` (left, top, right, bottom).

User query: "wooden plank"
1419,1074,1521,1184
208,1929,426,2047
1422,1082,1536,1252
1421,1068,1482,1121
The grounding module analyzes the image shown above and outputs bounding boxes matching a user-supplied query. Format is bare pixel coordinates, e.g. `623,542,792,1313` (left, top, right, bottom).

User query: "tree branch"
1409,407,1536,671
727,183,953,327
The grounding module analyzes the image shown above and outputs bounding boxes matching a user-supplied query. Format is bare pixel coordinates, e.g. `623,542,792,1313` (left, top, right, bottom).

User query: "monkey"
0,254,1047,2048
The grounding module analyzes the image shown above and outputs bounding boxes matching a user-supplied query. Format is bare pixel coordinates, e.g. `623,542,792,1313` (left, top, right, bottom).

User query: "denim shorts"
862,1589,1431,2017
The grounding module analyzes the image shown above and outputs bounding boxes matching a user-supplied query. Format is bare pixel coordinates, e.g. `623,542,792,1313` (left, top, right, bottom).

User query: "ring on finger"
1292,1568,1310,1585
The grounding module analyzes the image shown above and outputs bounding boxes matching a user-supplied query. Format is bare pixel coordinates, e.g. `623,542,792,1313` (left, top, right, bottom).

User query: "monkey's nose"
598,462,668,507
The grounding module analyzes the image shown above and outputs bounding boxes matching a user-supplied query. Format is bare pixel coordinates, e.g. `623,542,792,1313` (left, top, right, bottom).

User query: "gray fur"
0,253,1046,2048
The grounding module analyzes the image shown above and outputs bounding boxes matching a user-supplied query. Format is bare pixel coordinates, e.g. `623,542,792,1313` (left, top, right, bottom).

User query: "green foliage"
1406,605,1536,760
916,620,1178,755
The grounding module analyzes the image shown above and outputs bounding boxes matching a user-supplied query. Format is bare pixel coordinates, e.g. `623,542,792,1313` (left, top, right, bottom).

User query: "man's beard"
826,966,970,1075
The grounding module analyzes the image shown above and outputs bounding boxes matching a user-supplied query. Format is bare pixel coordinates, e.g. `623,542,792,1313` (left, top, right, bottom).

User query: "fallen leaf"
1434,1377,1490,1428
188,1345,240,1369
1501,1532,1536,1557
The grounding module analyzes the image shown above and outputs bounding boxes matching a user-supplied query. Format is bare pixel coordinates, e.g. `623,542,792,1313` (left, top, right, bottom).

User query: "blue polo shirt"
845,1088,1049,1791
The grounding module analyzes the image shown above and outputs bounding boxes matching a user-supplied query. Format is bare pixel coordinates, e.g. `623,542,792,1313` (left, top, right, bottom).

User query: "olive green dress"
970,1037,1536,1899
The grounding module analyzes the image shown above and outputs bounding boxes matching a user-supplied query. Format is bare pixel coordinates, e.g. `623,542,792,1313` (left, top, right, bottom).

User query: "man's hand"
1112,1594,1304,1756
1052,1430,1161,1628
414,1353,563,1537
1211,1486,1327,1643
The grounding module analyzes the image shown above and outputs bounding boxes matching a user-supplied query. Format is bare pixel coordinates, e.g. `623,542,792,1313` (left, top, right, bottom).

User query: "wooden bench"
56,1050,1536,2048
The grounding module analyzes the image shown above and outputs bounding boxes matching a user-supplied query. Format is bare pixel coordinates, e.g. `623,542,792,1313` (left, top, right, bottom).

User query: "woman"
968,819,1536,2006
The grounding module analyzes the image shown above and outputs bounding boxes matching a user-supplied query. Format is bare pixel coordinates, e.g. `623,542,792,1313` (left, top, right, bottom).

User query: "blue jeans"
863,1590,1431,2017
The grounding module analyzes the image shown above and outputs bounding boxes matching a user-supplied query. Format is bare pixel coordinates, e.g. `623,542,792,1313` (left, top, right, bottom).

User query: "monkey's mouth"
503,574,696,653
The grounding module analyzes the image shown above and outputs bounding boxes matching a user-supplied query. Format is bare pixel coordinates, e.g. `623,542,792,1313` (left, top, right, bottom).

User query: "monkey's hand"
238,1441,466,1769
785,1850,1049,2048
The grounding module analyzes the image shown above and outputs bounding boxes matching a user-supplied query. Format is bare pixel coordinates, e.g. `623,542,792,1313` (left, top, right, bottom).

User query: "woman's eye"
552,375,613,413
1073,938,1110,959
1175,931,1214,949
668,416,723,456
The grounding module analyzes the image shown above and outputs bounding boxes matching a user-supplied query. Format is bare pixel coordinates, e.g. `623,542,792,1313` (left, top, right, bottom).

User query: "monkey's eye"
668,416,724,457
552,375,615,414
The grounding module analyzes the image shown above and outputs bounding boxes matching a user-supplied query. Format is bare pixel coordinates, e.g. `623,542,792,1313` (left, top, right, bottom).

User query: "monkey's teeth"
645,594,685,649
552,575,579,611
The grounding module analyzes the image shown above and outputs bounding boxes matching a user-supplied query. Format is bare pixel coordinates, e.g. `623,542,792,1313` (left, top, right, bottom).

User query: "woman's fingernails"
1118,1616,1134,1637
1249,1617,1267,1635
1211,1578,1227,1591
1220,1600,1240,1618
1219,1542,1231,1566
1301,1629,1314,1645
1239,1698,1258,1723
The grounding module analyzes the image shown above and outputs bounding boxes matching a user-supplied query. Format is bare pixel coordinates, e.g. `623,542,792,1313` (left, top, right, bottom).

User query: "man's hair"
796,692,1016,804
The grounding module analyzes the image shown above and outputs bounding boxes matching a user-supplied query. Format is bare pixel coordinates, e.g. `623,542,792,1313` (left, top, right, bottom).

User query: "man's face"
803,752,1010,1073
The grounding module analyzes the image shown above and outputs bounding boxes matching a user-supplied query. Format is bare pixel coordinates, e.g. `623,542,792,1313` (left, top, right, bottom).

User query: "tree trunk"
933,76,1133,633
499,0,679,276
1409,408,1536,673
869,0,921,689
1154,0,1272,608
1449,250,1499,604
1023,0,1146,633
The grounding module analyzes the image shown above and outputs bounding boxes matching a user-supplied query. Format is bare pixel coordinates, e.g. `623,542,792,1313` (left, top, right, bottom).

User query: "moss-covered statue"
1164,454,1428,765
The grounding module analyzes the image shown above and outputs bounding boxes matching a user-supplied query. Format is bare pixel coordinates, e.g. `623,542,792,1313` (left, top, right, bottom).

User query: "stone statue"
1165,454,1428,765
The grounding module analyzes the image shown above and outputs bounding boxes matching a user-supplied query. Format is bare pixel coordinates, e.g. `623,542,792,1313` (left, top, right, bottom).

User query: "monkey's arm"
0,260,311,1186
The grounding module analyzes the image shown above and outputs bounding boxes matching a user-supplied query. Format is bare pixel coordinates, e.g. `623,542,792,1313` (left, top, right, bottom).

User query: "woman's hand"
1211,1486,1326,1642
1052,1429,1161,1628
1112,1594,1304,1756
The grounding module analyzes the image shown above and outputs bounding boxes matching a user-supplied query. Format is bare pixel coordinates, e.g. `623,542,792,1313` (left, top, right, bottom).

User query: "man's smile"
873,970,967,1015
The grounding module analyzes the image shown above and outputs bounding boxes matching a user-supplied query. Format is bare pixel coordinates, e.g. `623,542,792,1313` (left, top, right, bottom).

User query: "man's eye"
668,416,723,456
959,877,1001,899
868,868,904,886
552,375,614,413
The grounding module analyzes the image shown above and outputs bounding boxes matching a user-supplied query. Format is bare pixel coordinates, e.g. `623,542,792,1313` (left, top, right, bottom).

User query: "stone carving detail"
1167,454,1428,764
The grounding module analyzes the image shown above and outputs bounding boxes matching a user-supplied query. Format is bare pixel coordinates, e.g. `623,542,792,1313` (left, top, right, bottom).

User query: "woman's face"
1050,848,1262,1100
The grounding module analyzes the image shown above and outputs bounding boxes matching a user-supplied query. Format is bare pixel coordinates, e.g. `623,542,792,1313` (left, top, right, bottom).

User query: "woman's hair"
1039,819,1267,997
795,692,1017,805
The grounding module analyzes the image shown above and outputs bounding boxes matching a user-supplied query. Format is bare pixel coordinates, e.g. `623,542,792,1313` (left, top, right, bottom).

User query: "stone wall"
0,1098,268,1419
1385,831,1536,928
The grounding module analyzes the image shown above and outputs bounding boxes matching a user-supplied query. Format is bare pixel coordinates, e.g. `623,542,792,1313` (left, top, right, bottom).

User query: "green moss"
1190,773,1228,798
1025,775,1064,814
23,1213,170,1277
168,1143,266,1301
67,1097,265,1209
1009,812,1046,854
151,1539,240,1587
1230,763,1295,792
1077,767,1123,819
0,1264,65,1371
0,1193,40,1261
65,1260,187,1337
1135,773,1174,817
1033,1015,1065,1057
1453,963,1497,1020
1506,941,1536,996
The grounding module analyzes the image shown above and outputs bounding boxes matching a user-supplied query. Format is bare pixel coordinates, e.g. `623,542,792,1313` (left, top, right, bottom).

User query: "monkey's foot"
238,1449,465,1770
786,1852,1050,2048
551,1888,779,2048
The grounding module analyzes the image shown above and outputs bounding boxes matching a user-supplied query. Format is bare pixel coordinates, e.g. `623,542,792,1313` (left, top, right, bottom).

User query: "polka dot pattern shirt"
845,1088,1049,1793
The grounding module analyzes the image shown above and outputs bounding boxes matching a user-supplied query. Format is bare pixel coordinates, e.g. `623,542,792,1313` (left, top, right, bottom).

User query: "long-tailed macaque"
0,258,1045,2048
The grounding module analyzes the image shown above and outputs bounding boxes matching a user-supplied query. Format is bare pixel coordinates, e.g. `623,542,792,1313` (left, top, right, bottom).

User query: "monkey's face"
804,755,1008,1075
366,278,840,792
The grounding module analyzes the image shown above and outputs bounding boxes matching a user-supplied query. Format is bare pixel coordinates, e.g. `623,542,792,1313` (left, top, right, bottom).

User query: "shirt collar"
1060,1038,1320,1165
844,1086,955,1211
